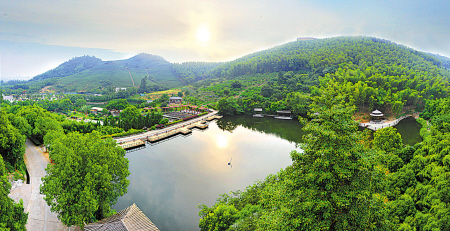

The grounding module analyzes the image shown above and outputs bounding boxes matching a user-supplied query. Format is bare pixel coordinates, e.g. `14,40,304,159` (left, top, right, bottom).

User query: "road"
9,139,68,231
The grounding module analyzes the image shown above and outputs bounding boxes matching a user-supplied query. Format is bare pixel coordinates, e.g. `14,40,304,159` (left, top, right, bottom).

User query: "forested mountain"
16,53,182,93
185,37,450,117
428,53,450,69
31,56,103,82
172,62,222,84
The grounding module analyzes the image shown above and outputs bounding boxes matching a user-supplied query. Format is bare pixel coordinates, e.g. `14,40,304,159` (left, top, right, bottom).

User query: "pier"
115,110,220,149
147,121,208,143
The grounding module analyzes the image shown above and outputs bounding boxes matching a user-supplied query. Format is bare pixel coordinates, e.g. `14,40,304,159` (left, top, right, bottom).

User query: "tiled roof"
83,203,159,231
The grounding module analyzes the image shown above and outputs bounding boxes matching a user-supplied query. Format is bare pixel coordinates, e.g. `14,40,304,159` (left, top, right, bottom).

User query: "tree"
0,155,28,230
260,85,273,97
199,204,238,231
59,98,73,112
32,117,64,144
231,81,242,89
373,127,403,153
138,77,147,93
40,131,129,229
217,97,242,115
106,99,129,110
119,106,141,131
258,86,391,230
223,89,229,96
0,111,26,170
75,98,87,108
177,91,183,97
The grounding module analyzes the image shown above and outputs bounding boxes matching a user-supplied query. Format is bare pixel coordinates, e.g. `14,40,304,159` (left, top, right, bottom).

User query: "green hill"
30,53,183,93
184,36,450,116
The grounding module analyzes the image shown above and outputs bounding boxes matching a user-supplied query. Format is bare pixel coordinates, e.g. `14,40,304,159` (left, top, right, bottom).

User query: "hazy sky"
1,0,450,80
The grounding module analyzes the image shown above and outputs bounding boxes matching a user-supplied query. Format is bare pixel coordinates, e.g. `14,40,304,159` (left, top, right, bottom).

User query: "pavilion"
275,110,292,120
253,108,263,117
370,109,384,122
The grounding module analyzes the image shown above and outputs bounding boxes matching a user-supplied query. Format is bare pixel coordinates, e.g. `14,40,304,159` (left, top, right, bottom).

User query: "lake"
114,115,304,231
114,115,421,230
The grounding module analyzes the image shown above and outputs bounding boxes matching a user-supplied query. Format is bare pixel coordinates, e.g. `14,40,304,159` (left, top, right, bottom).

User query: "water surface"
114,115,304,230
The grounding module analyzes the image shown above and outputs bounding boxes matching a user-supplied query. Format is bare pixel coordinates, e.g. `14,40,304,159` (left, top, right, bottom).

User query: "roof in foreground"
83,203,159,231
169,97,182,100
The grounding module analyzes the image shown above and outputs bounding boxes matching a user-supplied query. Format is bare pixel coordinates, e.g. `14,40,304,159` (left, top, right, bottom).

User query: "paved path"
9,139,68,231
115,110,219,144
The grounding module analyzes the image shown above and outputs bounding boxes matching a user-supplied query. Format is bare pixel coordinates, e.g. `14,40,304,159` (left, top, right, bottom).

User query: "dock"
206,115,223,121
147,121,208,143
119,139,145,150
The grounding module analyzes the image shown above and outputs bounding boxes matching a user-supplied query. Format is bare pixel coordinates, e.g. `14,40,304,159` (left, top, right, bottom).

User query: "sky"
1,0,450,80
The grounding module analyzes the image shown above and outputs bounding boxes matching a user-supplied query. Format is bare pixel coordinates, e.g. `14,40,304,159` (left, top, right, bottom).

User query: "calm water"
114,115,305,231
394,116,423,145
113,115,421,230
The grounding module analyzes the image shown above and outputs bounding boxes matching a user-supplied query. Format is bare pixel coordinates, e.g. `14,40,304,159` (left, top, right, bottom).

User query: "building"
80,203,159,231
90,107,104,114
115,87,127,92
169,97,182,104
2,94,14,103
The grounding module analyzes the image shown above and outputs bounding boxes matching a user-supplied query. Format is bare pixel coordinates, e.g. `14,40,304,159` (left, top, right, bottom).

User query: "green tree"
231,81,242,89
119,106,141,131
258,87,391,230
40,131,129,229
138,77,148,93
75,98,87,108
177,91,183,97
32,117,64,144
0,155,28,230
373,127,403,153
106,99,129,110
59,98,73,112
0,111,26,170
217,97,242,115
199,204,239,231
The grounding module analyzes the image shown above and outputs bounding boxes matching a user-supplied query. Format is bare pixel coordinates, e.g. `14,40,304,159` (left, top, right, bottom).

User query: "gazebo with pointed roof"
370,109,384,122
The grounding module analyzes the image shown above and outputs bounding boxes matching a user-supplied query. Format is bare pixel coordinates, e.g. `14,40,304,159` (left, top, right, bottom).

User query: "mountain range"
8,36,450,93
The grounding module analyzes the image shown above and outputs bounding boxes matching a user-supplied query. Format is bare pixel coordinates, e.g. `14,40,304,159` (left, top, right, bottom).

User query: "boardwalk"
115,110,220,147
359,115,413,131
9,139,68,231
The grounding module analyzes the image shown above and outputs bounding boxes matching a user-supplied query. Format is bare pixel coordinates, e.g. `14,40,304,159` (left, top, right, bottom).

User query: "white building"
2,94,14,103
115,87,127,92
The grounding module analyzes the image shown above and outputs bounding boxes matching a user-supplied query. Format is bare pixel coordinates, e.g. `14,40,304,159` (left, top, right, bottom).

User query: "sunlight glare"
196,27,210,43
216,134,228,148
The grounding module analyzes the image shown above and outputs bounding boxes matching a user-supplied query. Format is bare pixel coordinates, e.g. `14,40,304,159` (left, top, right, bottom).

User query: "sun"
196,27,210,43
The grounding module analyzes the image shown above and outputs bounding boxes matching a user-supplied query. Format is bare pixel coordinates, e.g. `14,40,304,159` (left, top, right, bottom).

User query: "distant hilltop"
297,37,316,41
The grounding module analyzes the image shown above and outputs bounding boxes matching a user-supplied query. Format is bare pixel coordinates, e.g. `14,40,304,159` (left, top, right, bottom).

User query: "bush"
100,128,144,138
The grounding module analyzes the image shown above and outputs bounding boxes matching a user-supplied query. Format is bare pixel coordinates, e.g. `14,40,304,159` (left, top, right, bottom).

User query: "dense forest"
175,37,450,118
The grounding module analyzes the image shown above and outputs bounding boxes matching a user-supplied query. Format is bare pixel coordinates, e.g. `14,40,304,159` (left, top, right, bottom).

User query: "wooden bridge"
147,121,208,143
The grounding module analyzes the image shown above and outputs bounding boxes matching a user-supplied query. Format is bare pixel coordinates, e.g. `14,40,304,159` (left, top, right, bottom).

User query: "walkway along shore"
115,110,220,148
359,114,415,131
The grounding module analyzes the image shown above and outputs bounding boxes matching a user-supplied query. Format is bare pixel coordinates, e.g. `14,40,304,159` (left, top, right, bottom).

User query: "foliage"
373,127,403,153
106,99,129,110
217,97,243,115
198,203,239,231
40,131,129,229
0,111,26,170
0,155,28,230
100,128,144,139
